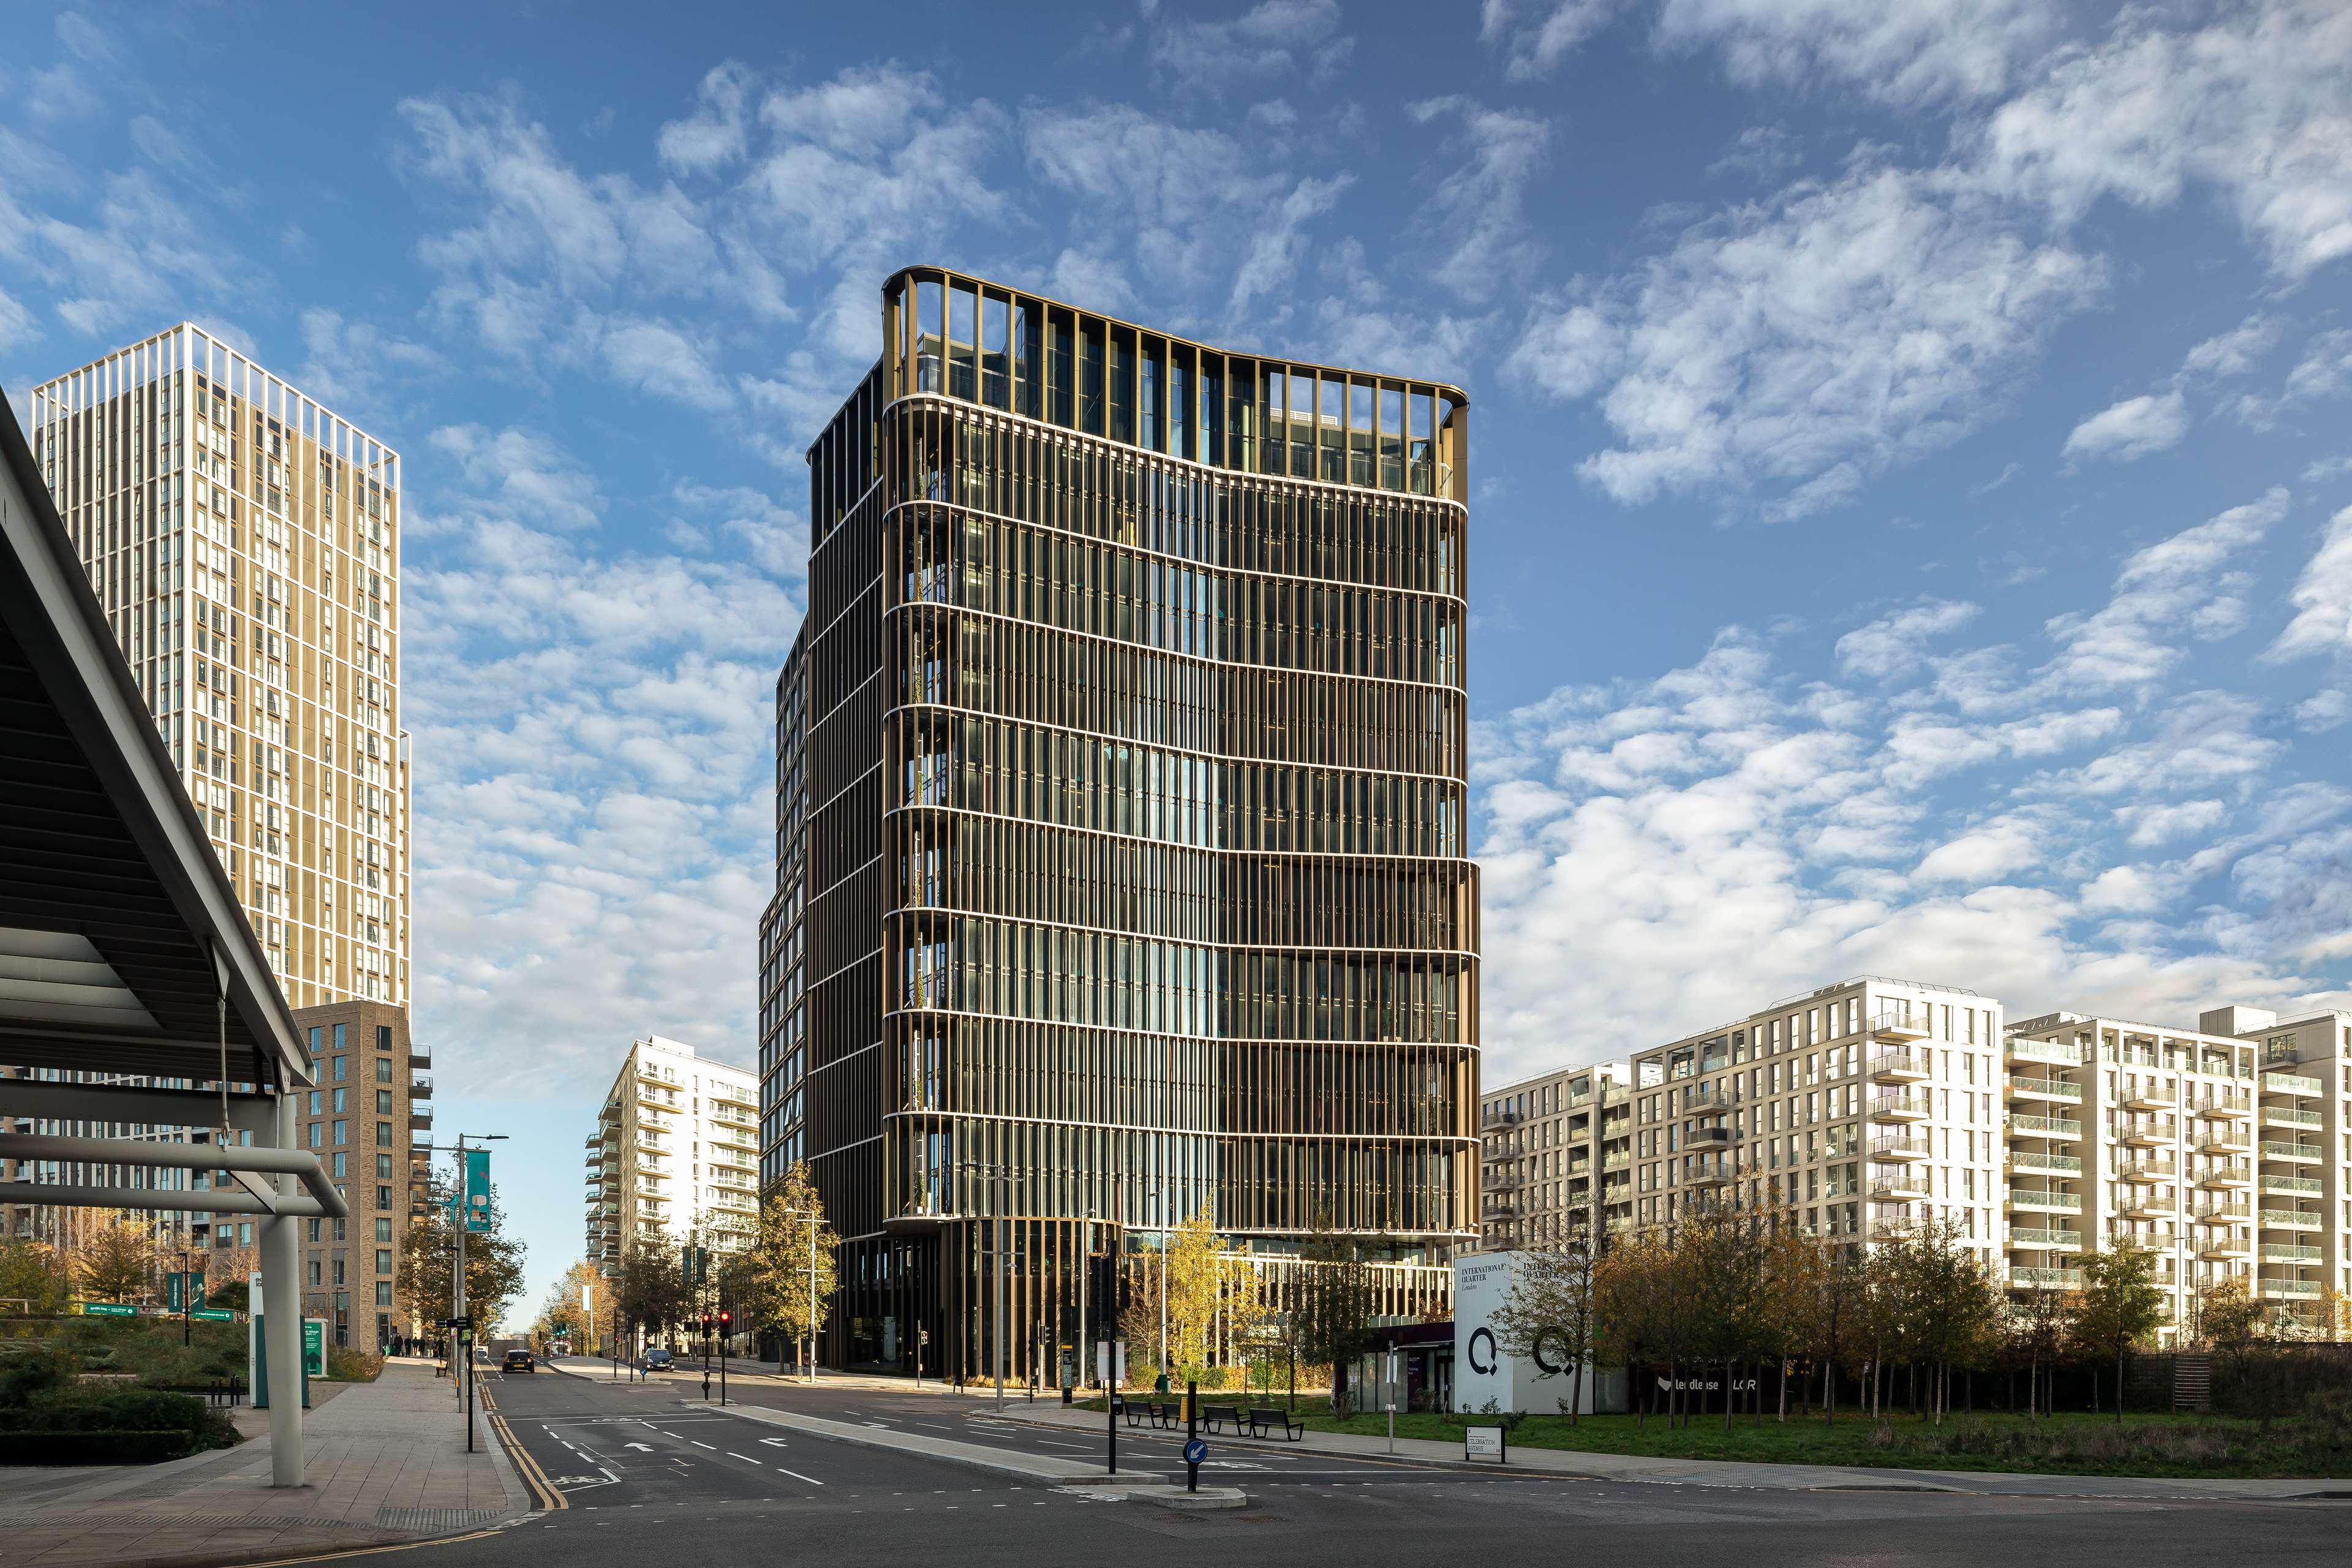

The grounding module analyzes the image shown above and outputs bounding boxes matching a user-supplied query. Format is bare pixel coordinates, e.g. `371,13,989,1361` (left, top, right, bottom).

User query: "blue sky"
5,0,2350,1322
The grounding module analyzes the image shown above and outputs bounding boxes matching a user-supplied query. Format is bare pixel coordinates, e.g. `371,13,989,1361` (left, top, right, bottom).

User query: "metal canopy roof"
0,380,309,1092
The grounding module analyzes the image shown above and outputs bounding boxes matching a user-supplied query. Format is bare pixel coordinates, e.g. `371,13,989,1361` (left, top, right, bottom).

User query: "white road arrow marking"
625,1442,655,1452
759,1438,790,1447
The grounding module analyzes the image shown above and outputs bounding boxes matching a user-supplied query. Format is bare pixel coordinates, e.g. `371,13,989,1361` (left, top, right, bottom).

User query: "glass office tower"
759,267,1477,1379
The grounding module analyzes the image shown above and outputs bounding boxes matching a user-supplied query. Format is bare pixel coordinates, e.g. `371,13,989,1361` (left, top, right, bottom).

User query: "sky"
4,0,2350,1324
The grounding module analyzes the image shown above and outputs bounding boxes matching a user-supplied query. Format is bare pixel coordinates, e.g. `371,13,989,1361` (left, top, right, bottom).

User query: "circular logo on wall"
1466,1326,1497,1375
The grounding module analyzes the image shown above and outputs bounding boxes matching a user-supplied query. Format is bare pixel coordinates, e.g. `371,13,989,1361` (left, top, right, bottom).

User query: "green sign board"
166,1270,206,1312
191,1307,236,1322
82,1302,137,1317
303,1318,327,1377
462,1148,492,1233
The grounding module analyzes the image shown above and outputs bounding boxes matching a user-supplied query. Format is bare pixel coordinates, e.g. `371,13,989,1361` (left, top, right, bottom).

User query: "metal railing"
2006,1038,2084,1067
2007,1188,2082,1210
2262,1071,2323,1096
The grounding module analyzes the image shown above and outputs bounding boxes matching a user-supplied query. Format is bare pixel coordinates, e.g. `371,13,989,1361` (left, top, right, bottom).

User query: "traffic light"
699,1312,712,1330
718,1310,732,1330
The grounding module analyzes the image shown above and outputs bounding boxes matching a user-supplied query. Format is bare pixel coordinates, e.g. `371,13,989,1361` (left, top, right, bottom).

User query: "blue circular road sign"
1184,1438,1208,1464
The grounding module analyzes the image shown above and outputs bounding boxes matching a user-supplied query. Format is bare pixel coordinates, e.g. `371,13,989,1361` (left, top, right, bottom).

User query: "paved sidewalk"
987,1398,2352,1502
0,1356,533,1568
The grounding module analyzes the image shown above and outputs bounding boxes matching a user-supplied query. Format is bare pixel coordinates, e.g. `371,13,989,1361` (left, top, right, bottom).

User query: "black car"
641,1346,675,1371
503,1349,535,1373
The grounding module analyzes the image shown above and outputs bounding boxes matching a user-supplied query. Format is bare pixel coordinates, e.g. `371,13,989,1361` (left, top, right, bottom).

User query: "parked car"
503,1349,535,1373
641,1346,674,1371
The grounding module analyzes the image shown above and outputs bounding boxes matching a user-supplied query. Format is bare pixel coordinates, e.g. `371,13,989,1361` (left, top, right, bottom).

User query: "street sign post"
83,1302,136,1317
1184,1436,1206,1492
192,1307,235,1322
461,1150,492,1232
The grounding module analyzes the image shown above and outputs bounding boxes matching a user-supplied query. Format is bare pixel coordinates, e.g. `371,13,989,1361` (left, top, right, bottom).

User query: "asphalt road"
431,1360,2352,1568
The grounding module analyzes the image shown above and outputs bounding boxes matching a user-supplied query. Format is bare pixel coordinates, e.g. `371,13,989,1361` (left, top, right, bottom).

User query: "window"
333,1152,347,1177
376,1090,392,1114
335,1056,347,1082
376,1153,393,1178
377,1185,391,1210
375,1282,393,1307
334,1120,347,1145
307,1259,321,1287
377,1122,391,1144
377,1057,391,1083
376,1250,391,1275
308,1122,322,1148
377,1025,392,1051
334,1023,345,1050
309,1090,322,1115
333,1088,346,1113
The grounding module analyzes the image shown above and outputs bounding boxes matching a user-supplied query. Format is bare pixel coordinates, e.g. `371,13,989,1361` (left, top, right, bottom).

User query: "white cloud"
1913,816,2040,883
657,62,755,173
2114,799,2227,848
1656,0,2059,108
1834,597,1980,681
2267,504,2352,663
296,307,450,413
1512,162,2105,516
1148,0,1351,89
2295,688,2351,732
1406,98,1551,304
428,424,606,532
1972,2,2352,281
1477,0,1627,80
2062,390,2188,462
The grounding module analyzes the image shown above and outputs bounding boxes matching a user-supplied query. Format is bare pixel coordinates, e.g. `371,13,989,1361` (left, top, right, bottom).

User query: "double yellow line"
489,1409,568,1512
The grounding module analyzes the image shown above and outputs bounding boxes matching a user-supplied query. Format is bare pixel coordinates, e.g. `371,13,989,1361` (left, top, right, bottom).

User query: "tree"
613,1233,691,1349
535,1260,608,1354
1593,1229,1673,1428
1291,1218,1378,1417
0,1238,70,1316
731,1164,839,1368
2193,1276,2264,1370
1163,1200,1259,1385
77,1213,158,1303
397,1177,527,1334
1900,1220,2002,1425
1488,1239,1598,1425
2008,1275,2075,1419
2072,1240,2166,1423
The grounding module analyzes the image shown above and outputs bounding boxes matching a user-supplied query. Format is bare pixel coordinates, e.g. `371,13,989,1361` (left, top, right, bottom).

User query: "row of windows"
889,810,1475,953
885,269,1463,500
892,1113,1467,1236
899,609,1464,776
892,709,1464,858
885,401,1463,592
899,507,1461,685
897,914,1472,1044
889,1014,1470,1139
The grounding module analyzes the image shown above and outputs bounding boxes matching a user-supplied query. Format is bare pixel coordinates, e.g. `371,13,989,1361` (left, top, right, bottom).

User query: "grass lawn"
1084,1392,2352,1478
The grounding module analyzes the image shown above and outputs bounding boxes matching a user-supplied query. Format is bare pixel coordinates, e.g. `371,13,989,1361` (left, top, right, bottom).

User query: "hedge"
0,1430,195,1464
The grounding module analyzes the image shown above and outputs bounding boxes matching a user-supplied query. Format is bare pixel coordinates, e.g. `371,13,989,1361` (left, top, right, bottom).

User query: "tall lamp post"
451,1132,505,1453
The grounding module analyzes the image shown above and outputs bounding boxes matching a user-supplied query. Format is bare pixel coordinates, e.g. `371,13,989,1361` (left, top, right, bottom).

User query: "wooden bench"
1199,1403,1245,1434
1246,1406,1305,1441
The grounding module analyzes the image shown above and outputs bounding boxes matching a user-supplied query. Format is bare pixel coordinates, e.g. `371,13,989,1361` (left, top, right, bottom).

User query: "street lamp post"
451,1133,505,1455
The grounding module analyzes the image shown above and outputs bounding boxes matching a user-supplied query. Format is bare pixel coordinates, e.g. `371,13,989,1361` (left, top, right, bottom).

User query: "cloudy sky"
5,0,2349,1316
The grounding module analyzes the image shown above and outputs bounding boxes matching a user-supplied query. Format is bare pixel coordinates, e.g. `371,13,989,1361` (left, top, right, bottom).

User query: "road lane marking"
772,1465,826,1485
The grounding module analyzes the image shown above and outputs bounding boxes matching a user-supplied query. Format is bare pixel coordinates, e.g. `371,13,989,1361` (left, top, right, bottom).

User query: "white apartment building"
587,1036,760,1274
2002,1004,2352,1335
28,325,408,1008
1480,979,2352,1345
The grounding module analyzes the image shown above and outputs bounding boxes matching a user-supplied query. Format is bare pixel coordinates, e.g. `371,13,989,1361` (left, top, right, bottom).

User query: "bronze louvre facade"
759,266,1477,1380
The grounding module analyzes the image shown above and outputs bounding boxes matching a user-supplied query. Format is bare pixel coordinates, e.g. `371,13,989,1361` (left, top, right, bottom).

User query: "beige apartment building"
1482,981,2352,1344
28,324,407,1009
10,326,412,1292
587,1037,760,1277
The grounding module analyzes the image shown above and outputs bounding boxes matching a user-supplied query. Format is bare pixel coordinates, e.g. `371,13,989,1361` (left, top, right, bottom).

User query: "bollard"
1107,1393,1120,1475
1185,1380,1199,1493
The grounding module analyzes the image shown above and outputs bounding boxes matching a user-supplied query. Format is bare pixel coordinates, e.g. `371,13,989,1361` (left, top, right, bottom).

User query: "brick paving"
0,1357,529,1568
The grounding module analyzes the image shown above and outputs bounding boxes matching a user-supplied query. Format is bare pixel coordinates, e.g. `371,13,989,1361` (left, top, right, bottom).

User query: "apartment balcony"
2007,1037,2084,1069
2007,1188,2082,1213
2261,1140,2324,1164
2262,1071,2324,1098
1686,1083,1738,1114
2261,1243,2323,1264
1872,1135,1932,1163
1482,1107,1523,1128
2007,1076,2082,1104
1602,1152,1630,1172
409,1111,432,1132
1487,1202,1518,1219
2198,1237,2253,1261
2260,1208,2324,1231
2260,1278,2323,1300
410,1074,433,1099
2010,1114,2084,1140
1868,1010,1932,1045
2196,1164,2253,1189
2195,1131,2253,1158
1873,1216,1926,1240
2261,1106,2323,1131
1871,1049,1930,1083
1481,1170,1523,1192
2117,1122,2172,1148
2192,1093,2252,1120
1684,1158,1731,1188
2114,1159,2176,1184
2192,1200,2250,1223
1689,1124,1734,1148
1870,1173,1928,1201
2118,1189,2174,1220
2260,1173,2323,1196
2120,1083,2176,1112
1869,1092,1931,1124
2011,1266,2084,1290
2008,1150,2082,1175
2009,1227,2084,1251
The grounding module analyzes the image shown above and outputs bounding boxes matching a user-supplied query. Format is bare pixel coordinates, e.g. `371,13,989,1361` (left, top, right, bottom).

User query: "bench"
1200,1403,1245,1435
1246,1406,1305,1441
1123,1400,1180,1429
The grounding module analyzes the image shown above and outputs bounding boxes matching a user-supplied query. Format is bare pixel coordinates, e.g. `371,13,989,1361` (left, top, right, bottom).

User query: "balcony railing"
2008,1114,2082,1139
2006,1038,2084,1068
1872,1135,1932,1162
2114,1159,2175,1183
2262,1071,2323,1096
2191,1093,2251,1119
2194,1133,2253,1156
1867,1009,1932,1044
2009,1227,2083,1250
2261,1107,2322,1129
2011,1266,2084,1289
2261,1244,2322,1263
2261,1279,2323,1299
1870,1049,1930,1082
2260,1208,2323,1230
2007,1076,2082,1101
2261,1141,2323,1163
2120,1082,2176,1109
2260,1174,2322,1195
2008,1150,2082,1174
2007,1188,2082,1211
1868,1093,1931,1121
2192,1202,2250,1222
1869,1175,1928,1200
